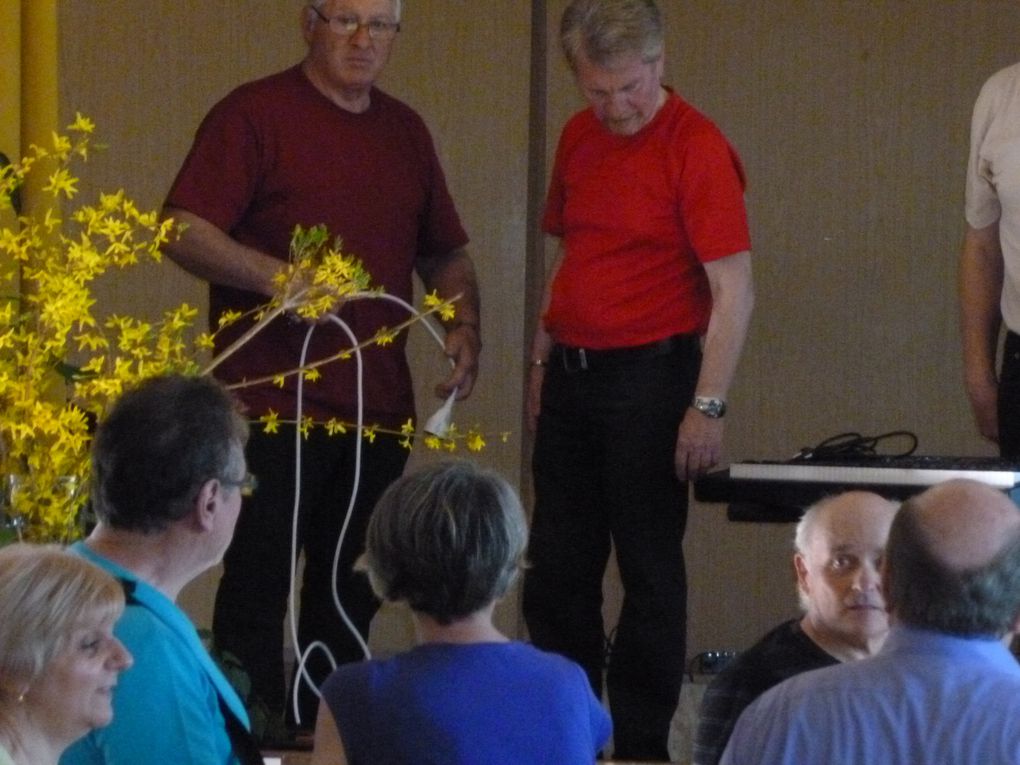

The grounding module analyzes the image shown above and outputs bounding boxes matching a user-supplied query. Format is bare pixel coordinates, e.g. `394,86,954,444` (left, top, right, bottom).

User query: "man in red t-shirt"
522,0,754,759
162,0,480,729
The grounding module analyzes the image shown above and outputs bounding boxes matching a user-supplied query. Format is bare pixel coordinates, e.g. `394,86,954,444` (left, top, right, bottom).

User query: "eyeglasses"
310,6,401,41
222,472,258,498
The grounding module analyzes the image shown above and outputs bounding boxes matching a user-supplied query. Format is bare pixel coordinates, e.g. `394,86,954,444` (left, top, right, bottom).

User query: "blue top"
322,641,611,764
61,543,249,765
721,626,1020,765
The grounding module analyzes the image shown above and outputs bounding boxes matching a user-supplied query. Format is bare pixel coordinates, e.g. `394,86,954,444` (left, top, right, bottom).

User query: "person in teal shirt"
61,375,261,765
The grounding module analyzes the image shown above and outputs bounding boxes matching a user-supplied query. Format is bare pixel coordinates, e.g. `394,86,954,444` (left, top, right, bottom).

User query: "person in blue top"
721,478,1020,765
311,460,612,765
61,375,262,765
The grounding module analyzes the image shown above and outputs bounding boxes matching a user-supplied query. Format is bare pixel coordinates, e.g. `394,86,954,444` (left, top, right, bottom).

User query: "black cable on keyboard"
791,430,918,462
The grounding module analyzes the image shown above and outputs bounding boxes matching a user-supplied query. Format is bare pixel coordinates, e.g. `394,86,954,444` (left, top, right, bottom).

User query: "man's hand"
674,407,723,480
436,324,480,400
967,375,1000,444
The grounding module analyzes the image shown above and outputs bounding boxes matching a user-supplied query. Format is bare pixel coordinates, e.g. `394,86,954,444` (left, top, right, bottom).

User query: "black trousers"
212,425,408,727
1000,331,1020,459
523,337,699,761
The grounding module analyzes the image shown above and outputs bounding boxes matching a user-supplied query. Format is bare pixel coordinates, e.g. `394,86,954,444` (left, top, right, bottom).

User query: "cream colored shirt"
966,61,1020,333
0,742,15,765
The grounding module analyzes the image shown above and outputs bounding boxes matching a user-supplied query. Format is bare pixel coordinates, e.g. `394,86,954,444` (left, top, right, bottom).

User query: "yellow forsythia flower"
260,410,280,434
466,431,486,452
299,416,314,439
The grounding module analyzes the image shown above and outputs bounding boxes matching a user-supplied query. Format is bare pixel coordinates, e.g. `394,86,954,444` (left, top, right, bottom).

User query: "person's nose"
347,23,373,47
108,637,133,671
851,562,880,592
604,93,628,118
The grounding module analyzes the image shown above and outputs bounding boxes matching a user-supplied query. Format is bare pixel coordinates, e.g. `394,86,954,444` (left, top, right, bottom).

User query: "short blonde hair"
0,544,124,708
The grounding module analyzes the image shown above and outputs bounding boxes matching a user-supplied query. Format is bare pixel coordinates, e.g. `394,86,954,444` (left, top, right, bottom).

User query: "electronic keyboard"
693,456,1020,522
729,455,1020,489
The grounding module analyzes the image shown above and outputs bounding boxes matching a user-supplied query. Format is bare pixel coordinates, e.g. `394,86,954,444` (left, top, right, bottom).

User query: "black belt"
552,335,693,372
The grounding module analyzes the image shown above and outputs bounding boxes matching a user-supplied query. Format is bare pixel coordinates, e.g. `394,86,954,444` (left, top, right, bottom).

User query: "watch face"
694,397,726,418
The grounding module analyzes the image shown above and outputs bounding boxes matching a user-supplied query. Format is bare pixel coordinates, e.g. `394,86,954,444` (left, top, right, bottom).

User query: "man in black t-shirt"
693,491,898,765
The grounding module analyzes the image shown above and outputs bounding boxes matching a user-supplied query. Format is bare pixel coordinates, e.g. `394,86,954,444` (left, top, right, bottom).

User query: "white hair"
312,0,402,21
794,497,827,554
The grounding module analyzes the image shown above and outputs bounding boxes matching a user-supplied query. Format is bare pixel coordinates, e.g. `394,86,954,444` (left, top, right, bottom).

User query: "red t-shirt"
543,90,751,349
166,66,468,424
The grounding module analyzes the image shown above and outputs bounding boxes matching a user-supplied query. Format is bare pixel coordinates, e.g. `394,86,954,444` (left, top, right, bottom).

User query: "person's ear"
301,4,318,40
192,478,221,533
793,552,809,595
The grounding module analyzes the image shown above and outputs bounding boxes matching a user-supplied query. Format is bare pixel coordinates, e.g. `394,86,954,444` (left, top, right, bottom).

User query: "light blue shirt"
61,543,249,765
721,625,1020,765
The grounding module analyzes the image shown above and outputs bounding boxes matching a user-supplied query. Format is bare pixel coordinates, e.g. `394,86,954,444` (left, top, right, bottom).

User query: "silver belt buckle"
562,346,588,372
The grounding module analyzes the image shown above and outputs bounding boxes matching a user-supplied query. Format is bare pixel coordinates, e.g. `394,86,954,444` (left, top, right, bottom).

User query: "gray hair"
793,497,829,611
360,460,527,624
311,0,402,22
794,500,821,555
91,374,248,534
560,0,663,70
0,544,124,732
886,501,1020,636
794,494,839,555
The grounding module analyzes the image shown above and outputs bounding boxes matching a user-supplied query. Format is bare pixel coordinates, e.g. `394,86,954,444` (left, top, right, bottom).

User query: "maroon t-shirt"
166,66,468,424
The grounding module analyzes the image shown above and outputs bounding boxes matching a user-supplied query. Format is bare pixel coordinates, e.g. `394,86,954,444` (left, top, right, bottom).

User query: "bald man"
721,479,1020,765
694,492,898,765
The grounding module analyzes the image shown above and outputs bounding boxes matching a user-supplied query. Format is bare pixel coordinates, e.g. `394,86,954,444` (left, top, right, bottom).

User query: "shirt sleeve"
966,73,1004,230
165,91,262,235
541,128,570,238
675,126,752,264
693,666,761,765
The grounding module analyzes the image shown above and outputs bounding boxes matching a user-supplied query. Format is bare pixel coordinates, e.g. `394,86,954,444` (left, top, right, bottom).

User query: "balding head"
885,479,1020,637
795,492,899,560
794,492,899,660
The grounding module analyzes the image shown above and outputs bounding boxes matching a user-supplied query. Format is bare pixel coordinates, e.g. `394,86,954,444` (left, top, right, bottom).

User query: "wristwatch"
692,396,727,419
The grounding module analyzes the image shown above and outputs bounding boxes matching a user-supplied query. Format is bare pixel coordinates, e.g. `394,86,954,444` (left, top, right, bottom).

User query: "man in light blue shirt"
721,478,1020,765
61,375,260,765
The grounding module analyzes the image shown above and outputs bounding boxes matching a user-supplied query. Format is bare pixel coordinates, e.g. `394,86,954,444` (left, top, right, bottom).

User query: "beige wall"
57,0,1020,663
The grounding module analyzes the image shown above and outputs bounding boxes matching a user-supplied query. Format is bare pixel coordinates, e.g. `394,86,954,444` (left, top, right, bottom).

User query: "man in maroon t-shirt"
162,0,480,729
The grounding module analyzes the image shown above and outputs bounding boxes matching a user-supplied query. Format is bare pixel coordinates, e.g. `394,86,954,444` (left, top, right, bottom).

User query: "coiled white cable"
286,292,454,725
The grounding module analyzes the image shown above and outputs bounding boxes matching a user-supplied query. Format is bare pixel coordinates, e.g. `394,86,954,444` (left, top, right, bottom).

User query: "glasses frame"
222,472,258,498
309,6,401,41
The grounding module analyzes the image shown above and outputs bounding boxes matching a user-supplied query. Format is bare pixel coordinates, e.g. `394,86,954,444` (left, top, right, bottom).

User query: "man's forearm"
695,251,754,400
960,223,1004,389
161,207,282,297
418,247,481,329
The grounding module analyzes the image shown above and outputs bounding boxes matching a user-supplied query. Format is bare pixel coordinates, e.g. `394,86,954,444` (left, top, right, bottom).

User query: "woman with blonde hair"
0,543,132,765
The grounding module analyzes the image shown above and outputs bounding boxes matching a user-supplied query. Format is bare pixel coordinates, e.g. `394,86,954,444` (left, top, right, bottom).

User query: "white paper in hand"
423,389,458,437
